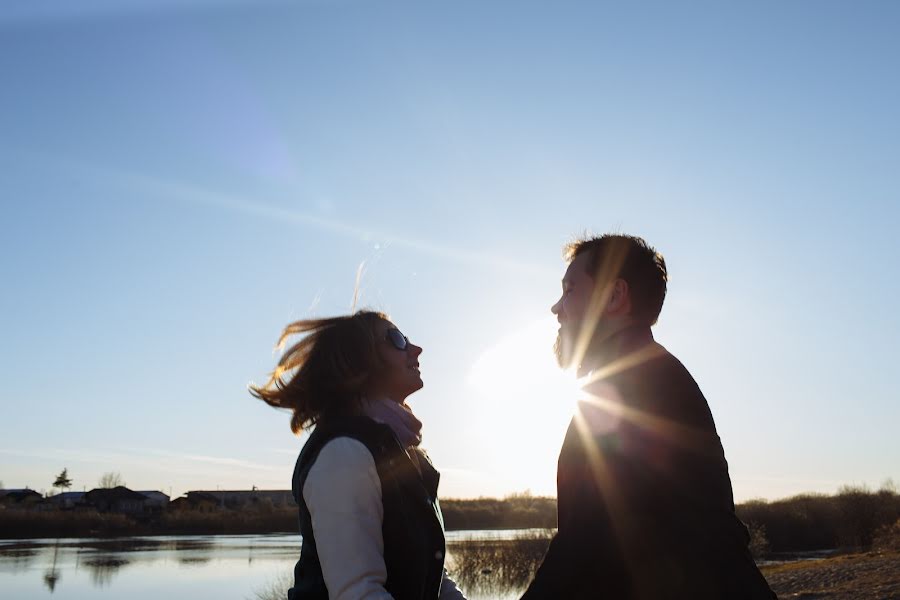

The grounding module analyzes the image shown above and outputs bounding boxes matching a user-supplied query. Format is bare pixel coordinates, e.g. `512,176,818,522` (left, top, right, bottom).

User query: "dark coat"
522,326,777,600
289,416,447,600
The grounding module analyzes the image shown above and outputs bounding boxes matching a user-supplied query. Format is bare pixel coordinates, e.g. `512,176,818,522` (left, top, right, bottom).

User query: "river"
0,532,541,600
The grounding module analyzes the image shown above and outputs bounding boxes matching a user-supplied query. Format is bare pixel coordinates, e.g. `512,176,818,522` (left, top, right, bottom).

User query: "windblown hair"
250,310,388,434
565,233,668,325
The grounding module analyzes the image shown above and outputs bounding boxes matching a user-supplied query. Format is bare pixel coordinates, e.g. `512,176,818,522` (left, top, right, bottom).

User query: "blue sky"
1,0,898,502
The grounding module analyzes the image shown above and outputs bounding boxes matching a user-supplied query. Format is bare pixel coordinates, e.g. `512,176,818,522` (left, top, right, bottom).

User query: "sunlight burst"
466,318,584,495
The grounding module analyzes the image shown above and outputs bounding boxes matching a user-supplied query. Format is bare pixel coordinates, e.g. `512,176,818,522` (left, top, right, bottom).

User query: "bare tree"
98,472,125,489
53,468,73,494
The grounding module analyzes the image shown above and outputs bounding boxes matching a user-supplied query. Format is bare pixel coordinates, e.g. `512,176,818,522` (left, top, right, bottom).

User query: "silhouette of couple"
251,233,777,600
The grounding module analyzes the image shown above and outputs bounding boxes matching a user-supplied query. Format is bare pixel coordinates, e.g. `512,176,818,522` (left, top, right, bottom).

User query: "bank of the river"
3,533,898,600
761,549,900,599
445,531,900,600
0,507,306,539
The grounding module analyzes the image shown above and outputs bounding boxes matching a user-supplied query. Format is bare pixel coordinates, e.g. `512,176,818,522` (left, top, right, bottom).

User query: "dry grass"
761,550,900,599
445,530,553,598
249,569,292,600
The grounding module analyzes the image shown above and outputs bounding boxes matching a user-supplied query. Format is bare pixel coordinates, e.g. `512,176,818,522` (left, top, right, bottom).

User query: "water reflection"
42,567,61,592
178,556,211,566
172,538,215,552
0,546,39,573
246,535,553,600
83,556,131,587
68,537,215,553
0,533,556,600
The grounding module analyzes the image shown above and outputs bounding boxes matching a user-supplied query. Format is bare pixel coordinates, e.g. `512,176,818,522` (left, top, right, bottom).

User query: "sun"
466,317,584,495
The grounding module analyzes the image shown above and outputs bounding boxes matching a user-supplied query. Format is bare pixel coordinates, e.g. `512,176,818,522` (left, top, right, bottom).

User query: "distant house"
170,491,219,513
82,487,149,515
0,488,42,507
137,491,169,513
184,490,295,510
49,491,86,509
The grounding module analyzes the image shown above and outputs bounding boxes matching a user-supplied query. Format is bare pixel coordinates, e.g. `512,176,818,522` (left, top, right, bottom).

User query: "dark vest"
288,416,447,600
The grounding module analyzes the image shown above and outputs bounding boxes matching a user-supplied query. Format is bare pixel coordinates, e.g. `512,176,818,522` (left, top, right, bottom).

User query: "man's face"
551,252,595,369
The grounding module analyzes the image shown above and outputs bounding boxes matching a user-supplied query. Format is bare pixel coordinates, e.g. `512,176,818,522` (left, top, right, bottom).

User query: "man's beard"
554,329,574,369
555,324,606,372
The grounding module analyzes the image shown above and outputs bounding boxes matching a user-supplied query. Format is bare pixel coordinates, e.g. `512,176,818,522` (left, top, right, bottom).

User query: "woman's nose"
410,344,423,357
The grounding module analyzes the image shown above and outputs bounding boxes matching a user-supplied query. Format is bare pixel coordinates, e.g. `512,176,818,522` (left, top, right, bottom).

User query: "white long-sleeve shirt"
303,437,466,600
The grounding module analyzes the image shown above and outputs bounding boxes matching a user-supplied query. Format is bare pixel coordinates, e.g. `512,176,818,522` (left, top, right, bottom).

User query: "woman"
250,310,465,600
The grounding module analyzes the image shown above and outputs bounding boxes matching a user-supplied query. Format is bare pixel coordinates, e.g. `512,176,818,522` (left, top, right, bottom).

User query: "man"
521,234,775,599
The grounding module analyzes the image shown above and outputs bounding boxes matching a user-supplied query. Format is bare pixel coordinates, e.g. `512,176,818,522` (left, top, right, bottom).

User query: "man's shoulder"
610,342,716,428
634,343,702,392
652,347,718,429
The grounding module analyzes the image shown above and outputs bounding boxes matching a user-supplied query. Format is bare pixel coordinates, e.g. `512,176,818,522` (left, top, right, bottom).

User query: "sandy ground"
762,550,900,600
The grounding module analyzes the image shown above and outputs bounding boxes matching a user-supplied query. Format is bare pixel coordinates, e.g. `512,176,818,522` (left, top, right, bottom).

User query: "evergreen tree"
53,468,73,494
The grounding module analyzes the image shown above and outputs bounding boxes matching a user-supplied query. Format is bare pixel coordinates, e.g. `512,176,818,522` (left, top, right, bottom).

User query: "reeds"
445,529,553,597
250,569,293,600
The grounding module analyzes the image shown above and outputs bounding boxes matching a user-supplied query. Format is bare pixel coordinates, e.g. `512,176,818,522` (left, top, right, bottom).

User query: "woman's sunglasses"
386,328,410,351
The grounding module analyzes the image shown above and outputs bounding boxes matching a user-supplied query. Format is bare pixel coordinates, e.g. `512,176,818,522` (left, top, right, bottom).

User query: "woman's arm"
303,437,394,600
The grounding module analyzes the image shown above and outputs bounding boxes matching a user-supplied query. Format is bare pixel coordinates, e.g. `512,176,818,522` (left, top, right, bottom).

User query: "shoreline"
762,549,900,599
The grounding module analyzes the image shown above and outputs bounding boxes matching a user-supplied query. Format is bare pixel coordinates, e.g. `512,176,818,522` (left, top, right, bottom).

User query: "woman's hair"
250,310,389,433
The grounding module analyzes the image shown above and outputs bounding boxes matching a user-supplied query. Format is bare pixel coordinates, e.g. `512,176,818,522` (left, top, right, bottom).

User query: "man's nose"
551,298,561,315
410,344,423,357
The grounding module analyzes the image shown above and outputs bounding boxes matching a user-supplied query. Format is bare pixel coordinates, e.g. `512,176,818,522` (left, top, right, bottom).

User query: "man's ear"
607,279,629,313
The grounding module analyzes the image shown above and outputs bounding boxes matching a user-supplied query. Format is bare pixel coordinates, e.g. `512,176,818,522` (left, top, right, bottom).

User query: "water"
446,528,552,542
0,534,299,599
0,532,534,600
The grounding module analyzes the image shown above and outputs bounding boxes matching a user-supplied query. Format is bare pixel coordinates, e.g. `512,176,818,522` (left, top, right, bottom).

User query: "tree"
98,472,125,489
53,469,72,494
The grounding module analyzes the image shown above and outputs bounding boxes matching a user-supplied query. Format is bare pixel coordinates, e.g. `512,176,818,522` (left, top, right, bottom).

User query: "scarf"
362,397,423,448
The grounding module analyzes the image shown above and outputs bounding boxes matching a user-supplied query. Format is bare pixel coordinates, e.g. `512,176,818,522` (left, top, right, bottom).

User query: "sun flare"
465,318,585,495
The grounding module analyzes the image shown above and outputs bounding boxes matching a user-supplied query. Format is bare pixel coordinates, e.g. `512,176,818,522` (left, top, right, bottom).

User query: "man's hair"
565,234,668,325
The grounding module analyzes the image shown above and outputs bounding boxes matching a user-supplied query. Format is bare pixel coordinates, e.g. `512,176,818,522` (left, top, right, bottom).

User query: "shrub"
873,519,900,551
746,522,770,560
736,488,900,553
441,496,556,530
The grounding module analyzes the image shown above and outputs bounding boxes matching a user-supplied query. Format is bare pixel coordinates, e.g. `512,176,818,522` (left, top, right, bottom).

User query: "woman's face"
370,320,424,401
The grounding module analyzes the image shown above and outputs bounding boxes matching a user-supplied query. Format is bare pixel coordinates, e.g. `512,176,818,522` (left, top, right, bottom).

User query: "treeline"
5,486,900,554
441,486,900,554
736,485,900,553
0,507,297,539
441,493,556,530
